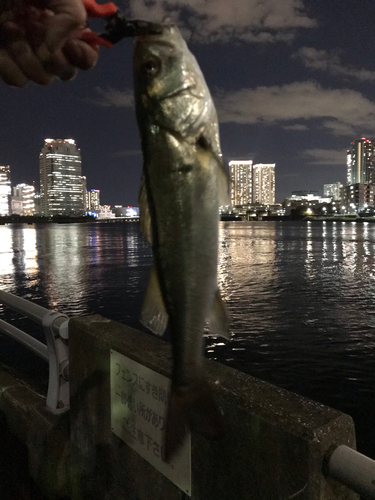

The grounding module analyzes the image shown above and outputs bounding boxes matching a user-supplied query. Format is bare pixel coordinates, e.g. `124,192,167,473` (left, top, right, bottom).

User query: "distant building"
324,183,343,200
97,205,115,219
253,163,275,205
112,206,140,217
11,183,35,215
283,192,332,216
0,165,11,216
341,183,375,212
34,191,41,215
346,138,375,185
88,189,100,211
229,160,276,206
292,190,319,197
85,191,89,211
229,160,253,206
82,176,87,210
39,138,85,216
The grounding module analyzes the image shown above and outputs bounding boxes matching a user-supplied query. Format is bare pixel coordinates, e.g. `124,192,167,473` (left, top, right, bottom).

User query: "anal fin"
206,289,230,339
140,264,169,336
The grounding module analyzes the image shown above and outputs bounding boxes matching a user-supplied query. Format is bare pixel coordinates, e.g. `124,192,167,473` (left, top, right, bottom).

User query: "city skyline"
0,134,365,211
1,1,375,205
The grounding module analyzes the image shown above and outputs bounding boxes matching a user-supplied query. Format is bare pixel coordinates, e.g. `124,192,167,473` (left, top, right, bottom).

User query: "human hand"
0,0,100,87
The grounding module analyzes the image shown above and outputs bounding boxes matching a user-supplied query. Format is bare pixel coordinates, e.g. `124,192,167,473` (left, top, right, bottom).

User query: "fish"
133,23,229,461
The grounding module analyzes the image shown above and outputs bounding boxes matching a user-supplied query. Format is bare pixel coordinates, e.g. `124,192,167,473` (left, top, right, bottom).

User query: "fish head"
133,24,214,136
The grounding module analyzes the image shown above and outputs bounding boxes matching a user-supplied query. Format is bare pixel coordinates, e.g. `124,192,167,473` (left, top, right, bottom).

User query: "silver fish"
133,24,229,461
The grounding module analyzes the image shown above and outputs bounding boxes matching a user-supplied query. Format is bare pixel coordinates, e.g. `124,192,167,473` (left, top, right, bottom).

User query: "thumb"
44,0,87,52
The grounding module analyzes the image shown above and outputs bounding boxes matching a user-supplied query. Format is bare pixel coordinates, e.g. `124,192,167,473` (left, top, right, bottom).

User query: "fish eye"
141,58,161,77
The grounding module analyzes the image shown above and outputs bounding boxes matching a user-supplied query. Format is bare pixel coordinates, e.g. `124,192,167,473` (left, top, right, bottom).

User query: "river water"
0,220,374,459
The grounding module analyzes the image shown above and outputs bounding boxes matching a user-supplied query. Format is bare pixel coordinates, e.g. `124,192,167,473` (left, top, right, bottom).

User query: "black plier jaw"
82,0,164,48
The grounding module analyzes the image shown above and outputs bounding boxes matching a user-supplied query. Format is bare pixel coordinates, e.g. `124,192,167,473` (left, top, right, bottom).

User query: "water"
0,220,374,458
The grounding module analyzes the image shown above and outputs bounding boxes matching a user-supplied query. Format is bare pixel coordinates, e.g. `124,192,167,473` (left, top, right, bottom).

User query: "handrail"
326,445,375,499
0,319,48,361
0,290,69,415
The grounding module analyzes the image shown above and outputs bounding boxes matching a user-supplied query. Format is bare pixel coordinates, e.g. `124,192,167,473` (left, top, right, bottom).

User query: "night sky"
2,0,375,205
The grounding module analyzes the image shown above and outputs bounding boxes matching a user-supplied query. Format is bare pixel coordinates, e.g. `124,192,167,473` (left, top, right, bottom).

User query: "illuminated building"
229,160,253,205
341,183,375,212
88,189,100,211
253,163,276,205
11,183,35,215
323,183,343,200
39,139,85,215
82,176,87,210
85,190,90,211
112,206,140,217
283,192,332,216
0,165,11,216
347,138,375,185
97,205,115,219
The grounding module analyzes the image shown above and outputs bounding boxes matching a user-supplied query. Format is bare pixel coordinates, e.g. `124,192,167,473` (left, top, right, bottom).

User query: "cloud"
303,149,346,165
215,81,375,136
91,87,134,107
111,150,142,158
282,124,309,131
125,0,316,43
294,47,375,82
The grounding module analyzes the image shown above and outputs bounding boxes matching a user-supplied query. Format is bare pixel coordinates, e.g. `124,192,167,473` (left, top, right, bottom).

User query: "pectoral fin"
206,289,230,339
140,264,169,336
217,163,230,206
196,132,229,207
138,172,153,244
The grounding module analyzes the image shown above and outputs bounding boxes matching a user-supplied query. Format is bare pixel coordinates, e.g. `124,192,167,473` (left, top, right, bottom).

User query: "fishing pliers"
81,0,164,48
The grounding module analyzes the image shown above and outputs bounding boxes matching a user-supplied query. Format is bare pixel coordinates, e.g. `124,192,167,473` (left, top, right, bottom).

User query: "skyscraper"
253,163,276,205
39,139,84,216
346,138,375,185
0,165,11,216
12,183,35,215
229,160,253,206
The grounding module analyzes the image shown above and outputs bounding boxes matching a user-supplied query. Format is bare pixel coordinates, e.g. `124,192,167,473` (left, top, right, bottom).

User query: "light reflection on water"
214,221,375,458
0,220,374,457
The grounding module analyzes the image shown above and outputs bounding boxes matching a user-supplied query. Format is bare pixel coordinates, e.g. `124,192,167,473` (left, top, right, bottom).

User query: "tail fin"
163,380,224,462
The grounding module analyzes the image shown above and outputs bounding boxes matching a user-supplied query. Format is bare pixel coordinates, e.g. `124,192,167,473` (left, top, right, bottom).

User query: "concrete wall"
0,315,359,499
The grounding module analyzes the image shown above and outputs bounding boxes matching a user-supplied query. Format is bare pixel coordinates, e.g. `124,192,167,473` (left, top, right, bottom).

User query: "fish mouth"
159,83,198,101
170,164,194,173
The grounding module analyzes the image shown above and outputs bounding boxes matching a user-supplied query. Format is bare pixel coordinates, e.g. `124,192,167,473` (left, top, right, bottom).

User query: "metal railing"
0,290,69,415
326,445,375,499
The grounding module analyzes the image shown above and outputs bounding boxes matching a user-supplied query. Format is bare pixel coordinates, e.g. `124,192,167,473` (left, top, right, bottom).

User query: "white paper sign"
110,350,191,496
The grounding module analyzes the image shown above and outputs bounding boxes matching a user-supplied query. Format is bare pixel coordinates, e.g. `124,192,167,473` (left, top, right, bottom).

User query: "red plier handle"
82,0,118,48
83,0,118,18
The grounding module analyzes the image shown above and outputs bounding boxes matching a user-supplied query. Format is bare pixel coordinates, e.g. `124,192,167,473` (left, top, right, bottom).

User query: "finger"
6,39,55,85
0,48,28,87
62,35,99,71
1,20,54,85
44,0,87,52
43,50,77,80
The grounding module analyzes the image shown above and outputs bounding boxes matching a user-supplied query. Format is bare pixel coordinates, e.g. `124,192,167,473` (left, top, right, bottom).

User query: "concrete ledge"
69,315,358,500
0,368,70,499
0,315,359,499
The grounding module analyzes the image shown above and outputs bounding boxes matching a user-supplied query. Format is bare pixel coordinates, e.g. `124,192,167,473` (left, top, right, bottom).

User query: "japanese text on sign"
110,350,191,496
